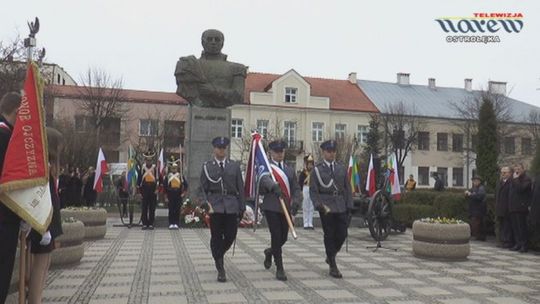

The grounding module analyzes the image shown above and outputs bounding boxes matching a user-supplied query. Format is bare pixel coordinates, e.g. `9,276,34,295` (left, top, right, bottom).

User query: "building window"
231,119,243,138
284,87,297,103
57,74,61,84
521,138,532,155
256,120,269,138
312,122,324,142
357,125,369,144
284,121,296,144
139,119,159,137
471,134,478,152
452,133,463,152
103,150,120,163
437,133,448,151
164,120,185,148
418,167,429,185
335,123,346,140
503,137,515,155
393,129,405,149
101,117,121,145
75,115,94,132
418,132,430,151
453,167,464,187
437,167,448,187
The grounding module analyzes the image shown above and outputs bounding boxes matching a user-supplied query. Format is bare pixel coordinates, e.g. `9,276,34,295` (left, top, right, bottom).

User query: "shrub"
393,204,436,227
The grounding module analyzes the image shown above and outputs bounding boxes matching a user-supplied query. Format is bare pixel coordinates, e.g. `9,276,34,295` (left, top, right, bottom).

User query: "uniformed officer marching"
138,150,159,230
260,140,302,281
309,140,353,278
199,137,245,282
165,158,188,230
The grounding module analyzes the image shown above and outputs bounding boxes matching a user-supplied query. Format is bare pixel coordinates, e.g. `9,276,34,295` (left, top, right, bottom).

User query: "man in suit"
199,137,245,282
508,163,532,253
0,92,22,303
260,140,302,281
138,150,158,230
310,140,353,278
495,166,514,248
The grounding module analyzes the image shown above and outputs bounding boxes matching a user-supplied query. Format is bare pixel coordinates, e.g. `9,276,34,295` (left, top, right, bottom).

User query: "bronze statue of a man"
174,29,247,108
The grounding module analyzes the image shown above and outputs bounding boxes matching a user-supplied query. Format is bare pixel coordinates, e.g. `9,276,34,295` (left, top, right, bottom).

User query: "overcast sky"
2,0,539,106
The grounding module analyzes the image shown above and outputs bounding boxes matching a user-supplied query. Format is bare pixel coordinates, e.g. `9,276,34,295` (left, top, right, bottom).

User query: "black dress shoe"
502,243,514,249
276,268,288,281
518,247,528,253
509,245,521,251
263,248,272,269
329,267,343,278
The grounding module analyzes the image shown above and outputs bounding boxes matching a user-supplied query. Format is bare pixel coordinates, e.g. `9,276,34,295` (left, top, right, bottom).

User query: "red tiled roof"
244,72,379,113
49,85,188,105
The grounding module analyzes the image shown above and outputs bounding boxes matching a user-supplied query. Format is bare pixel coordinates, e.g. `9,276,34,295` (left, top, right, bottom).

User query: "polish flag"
158,148,166,179
365,154,376,197
93,147,108,193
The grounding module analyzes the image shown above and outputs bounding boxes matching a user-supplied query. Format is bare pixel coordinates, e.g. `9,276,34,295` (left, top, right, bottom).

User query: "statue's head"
201,29,224,55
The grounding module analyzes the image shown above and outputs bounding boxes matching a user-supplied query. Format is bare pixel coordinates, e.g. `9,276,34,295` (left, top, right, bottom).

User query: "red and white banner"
93,147,108,193
270,164,291,203
0,62,52,234
365,153,376,197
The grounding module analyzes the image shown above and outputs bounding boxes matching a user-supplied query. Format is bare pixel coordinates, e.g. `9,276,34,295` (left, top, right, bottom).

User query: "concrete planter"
52,221,85,266
61,208,107,239
412,220,470,260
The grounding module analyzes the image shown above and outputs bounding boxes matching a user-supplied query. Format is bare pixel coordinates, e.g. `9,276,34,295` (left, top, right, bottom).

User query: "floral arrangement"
64,206,105,211
420,217,465,224
62,216,80,223
180,198,210,228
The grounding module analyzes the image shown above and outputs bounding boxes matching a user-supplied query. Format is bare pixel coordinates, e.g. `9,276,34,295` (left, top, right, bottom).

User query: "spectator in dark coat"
529,174,540,236
83,167,97,207
495,166,514,248
58,167,69,209
67,168,83,206
466,176,486,241
433,173,445,191
508,163,532,253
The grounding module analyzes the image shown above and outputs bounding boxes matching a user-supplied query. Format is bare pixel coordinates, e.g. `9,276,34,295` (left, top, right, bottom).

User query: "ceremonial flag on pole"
157,148,165,192
93,147,108,193
365,153,376,197
244,131,271,198
387,153,401,201
126,145,138,193
347,155,361,193
0,62,52,234
158,148,165,178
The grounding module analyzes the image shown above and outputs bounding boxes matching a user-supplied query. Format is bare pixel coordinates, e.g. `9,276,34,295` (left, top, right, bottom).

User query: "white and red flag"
365,153,376,197
93,147,108,193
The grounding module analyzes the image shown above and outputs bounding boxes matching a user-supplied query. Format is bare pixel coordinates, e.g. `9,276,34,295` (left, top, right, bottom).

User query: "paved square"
6,217,540,304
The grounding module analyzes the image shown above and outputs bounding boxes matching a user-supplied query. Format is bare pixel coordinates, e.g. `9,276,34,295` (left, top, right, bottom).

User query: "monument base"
186,106,231,196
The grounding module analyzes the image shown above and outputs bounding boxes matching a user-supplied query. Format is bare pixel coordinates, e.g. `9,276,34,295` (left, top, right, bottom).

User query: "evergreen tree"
476,97,498,191
361,114,382,190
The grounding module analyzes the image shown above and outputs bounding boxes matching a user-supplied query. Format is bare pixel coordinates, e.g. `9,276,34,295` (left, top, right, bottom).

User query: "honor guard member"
299,154,315,229
309,140,353,278
260,140,302,281
138,150,158,230
165,157,188,229
199,136,245,282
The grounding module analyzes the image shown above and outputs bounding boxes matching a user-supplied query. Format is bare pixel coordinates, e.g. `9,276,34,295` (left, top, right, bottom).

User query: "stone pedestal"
186,106,231,195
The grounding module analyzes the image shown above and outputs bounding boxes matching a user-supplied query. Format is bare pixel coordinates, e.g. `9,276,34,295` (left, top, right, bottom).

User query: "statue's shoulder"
227,61,247,77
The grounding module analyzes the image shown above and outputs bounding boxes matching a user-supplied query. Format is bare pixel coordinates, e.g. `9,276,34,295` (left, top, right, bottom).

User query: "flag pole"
19,16,40,304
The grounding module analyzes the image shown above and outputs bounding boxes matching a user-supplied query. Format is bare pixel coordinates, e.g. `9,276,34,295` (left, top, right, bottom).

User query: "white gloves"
40,231,52,246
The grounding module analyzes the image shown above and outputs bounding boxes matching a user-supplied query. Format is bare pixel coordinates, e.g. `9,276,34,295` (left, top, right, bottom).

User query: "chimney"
488,81,507,95
348,72,357,84
428,78,436,89
397,73,410,85
464,78,472,92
